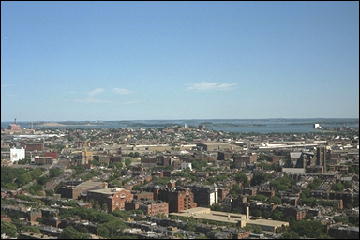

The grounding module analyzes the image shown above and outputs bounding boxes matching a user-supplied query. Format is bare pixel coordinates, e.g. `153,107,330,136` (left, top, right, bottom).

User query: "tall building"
316,146,327,173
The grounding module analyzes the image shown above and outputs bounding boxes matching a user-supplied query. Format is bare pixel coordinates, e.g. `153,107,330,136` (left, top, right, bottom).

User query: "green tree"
281,231,300,239
59,226,90,239
49,168,63,178
97,219,127,238
290,219,328,238
250,172,270,186
331,182,344,192
234,173,248,185
269,196,282,204
125,158,131,167
1,220,17,238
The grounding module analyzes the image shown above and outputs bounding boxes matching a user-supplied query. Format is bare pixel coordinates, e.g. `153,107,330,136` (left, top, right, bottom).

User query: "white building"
181,162,192,171
10,147,25,162
314,123,322,129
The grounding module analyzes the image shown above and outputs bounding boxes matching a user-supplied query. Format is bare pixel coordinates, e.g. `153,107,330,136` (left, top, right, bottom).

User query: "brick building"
233,153,257,169
190,185,218,206
87,188,133,212
24,143,44,152
57,181,108,200
154,187,197,213
217,187,230,201
126,200,169,217
133,191,154,201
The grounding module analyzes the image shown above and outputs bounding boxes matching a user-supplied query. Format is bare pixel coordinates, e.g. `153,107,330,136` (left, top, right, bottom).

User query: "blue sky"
1,1,359,121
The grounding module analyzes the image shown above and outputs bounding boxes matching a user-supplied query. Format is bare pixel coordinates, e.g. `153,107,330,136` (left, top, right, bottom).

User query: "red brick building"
155,187,197,213
217,187,230,201
133,191,154,201
44,152,58,159
24,143,44,152
126,200,169,216
87,188,133,212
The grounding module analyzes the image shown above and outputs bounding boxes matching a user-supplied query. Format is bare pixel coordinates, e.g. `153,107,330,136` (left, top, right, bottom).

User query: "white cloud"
187,82,237,91
122,100,140,104
113,88,132,95
88,88,104,96
70,88,110,103
73,97,111,103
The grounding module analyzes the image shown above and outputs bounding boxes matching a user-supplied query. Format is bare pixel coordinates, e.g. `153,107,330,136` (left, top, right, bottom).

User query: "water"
2,118,358,133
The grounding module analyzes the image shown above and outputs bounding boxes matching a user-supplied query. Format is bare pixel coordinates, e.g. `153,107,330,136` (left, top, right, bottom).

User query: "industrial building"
170,207,289,232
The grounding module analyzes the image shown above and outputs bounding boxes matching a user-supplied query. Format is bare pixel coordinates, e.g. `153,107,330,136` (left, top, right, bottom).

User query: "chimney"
246,206,249,220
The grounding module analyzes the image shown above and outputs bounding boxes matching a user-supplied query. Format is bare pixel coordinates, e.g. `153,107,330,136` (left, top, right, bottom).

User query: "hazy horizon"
2,117,359,123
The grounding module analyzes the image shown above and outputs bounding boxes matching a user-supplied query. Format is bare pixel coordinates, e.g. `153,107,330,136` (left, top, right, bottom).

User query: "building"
126,200,169,217
197,142,241,152
170,207,289,232
133,191,154,201
34,157,53,165
44,152,58,159
155,187,197,213
316,146,327,173
82,149,93,166
328,225,359,239
233,153,257,169
24,143,44,152
87,188,133,212
10,147,25,162
217,187,230,202
190,185,218,206
57,181,108,200
180,162,192,171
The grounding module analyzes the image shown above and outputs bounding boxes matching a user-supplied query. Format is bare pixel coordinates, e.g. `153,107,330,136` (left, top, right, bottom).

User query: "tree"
97,219,127,238
49,168,63,178
250,172,270,186
1,220,17,238
59,226,90,239
15,172,32,186
125,158,131,167
234,173,248,185
269,196,281,204
230,184,241,196
290,219,328,238
331,182,344,192
281,231,300,239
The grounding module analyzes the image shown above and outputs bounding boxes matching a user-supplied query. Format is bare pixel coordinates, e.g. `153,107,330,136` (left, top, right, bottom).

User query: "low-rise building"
87,188,133,212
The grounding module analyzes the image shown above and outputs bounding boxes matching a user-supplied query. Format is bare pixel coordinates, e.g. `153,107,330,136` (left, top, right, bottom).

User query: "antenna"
14,118,17,125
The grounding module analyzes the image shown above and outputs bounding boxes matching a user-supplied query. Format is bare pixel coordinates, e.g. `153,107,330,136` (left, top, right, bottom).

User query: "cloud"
187,82,237,91
88,88,104,96
113,88,132,95
73,97,111,103
122,100,140,104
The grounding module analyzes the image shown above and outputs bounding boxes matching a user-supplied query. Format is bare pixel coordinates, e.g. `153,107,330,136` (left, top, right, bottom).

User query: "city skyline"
1,1,359,121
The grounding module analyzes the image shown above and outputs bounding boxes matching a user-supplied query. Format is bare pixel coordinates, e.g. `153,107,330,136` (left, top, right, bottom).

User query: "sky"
1,1,359,121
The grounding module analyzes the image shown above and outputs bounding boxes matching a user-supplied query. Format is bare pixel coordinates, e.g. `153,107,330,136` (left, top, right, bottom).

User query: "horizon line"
1,117,359,123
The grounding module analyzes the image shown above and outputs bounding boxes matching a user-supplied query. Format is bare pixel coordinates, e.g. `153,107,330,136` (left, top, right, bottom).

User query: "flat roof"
88,188,126,195
77,181,105,189
170,207,289,228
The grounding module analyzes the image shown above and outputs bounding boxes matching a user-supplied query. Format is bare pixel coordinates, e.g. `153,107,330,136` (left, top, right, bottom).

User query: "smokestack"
246,206,249,220
14,118,17,125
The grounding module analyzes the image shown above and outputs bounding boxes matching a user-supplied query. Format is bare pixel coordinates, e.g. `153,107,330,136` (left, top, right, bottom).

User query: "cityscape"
1,1,359,240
